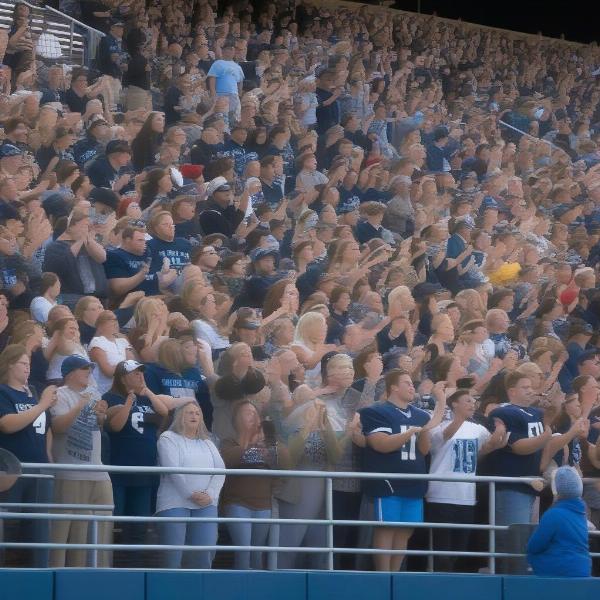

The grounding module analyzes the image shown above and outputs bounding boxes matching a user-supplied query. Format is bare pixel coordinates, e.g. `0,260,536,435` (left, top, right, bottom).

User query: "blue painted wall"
0,570,598,600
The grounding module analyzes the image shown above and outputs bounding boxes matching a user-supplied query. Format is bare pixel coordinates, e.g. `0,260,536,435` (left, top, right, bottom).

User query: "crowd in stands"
1,0,600,575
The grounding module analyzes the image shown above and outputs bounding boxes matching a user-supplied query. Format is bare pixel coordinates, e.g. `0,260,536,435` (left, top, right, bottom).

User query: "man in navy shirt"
356,201,387,244
259,155,284,209
97,20,127,79
485,371,552,572
359,369,445,572
221,125,258,176
73,119,110,168
146,212,191,282
104,225,160,297
86,140,132,192
315,69,342,135
426,126,454,173
199,180,250,237
445,219,474,293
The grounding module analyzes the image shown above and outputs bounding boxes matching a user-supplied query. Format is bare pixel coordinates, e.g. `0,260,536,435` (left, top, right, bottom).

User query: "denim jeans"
494,488,535,573
157,505,218,569
112,484,153,517
0,471,54,567
224,504,271,570
112,483,154,548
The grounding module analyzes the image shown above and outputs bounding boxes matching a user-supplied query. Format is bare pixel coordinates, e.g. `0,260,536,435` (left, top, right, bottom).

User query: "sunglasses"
128,219,146,227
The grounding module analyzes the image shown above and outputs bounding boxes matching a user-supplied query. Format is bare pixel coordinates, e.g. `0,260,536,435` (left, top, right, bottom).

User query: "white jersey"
426,420,490,506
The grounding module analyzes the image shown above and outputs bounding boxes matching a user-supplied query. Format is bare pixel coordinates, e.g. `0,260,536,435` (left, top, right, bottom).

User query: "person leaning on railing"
0,344,58,568
155,401,225,569
484,370,553,573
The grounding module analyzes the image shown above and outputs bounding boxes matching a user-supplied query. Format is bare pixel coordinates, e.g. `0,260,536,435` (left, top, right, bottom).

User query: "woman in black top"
124,30,152,112
131,112,165,172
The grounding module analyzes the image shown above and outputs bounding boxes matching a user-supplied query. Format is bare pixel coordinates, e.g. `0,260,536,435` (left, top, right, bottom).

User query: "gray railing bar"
427,529,433,573
89,520,98,568
489,480,496,575
43,4,105,37
498,119,561,152
19,463,555,483
0,542,529,558
326,477,334,571
0,512,513,530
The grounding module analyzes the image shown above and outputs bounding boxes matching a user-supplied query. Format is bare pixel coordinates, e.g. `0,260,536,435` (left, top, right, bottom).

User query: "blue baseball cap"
249,247,278,262
61,355,94,378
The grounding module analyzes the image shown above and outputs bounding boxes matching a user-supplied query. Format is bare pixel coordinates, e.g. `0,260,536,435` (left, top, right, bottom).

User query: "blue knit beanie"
553,466,583,499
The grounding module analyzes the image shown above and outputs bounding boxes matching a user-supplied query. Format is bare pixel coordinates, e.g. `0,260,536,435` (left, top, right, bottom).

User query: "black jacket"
198,200,245,237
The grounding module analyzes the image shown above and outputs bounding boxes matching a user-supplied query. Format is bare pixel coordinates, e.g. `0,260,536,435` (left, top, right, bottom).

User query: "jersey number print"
528,422,544,437
452,439,478,474
399,425,416,460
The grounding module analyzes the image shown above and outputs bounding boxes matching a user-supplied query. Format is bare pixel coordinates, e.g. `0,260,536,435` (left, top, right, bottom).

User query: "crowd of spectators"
1,0,600,575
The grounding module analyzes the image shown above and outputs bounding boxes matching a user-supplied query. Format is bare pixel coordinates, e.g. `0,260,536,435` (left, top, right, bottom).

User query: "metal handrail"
18,463,546,481
2,463,597,573
43,4,104,38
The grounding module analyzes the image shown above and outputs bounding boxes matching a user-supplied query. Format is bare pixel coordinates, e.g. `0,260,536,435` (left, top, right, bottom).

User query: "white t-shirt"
426,420,490,506
191,319,230,351
88,336,131,394
45,344,90,381
30,296,55,323
50,386,109,481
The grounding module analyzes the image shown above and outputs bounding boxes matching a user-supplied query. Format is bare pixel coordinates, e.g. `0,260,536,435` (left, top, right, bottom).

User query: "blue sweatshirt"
526,497,591,577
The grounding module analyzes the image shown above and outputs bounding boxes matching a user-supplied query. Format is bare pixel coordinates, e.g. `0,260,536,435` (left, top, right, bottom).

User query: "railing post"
69,21,74,61
89,519,98,568
267,499,279,571
326,477,334,571
427,529,434,572
488,481,496,575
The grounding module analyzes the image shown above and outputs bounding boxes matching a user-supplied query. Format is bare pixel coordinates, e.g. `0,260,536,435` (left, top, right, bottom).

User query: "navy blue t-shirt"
143,363,213,430
339,185,363,206
356,221,383,244
260,180,283,209
104,247,159,296
485,403,545,493
0,384,49,463
376,324,408,355
103,391,159,485
85,155,119,189
359,401,430,498
146,237,191,275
